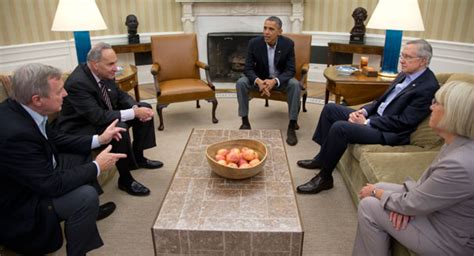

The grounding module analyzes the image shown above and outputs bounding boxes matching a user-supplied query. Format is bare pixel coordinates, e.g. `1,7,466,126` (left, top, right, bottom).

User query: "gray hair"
11,63,62,104
406,39,433,65
87,42,113,62
435,81,474,139
266,16,282,29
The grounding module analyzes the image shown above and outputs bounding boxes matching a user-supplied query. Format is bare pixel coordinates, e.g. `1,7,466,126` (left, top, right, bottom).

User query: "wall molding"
1,32,472,86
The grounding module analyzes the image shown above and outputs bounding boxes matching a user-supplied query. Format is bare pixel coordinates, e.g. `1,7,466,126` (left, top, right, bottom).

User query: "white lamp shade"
367,0,424,31
51,0,107,31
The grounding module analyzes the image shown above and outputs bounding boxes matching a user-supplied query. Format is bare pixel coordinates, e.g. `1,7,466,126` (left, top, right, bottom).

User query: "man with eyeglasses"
296,39,439,194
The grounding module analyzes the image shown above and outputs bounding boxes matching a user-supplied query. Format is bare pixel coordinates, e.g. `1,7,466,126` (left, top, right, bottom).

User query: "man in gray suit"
353,81,474,256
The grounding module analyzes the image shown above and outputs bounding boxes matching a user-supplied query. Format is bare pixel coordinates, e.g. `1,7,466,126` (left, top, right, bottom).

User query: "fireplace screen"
207,32,260,82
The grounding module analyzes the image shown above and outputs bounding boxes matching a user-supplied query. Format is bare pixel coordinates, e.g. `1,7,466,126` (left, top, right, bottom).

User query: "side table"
116,64,140,101
324,65,394,105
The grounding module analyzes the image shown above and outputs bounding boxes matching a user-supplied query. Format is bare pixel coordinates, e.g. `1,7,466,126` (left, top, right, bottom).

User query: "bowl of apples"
206,139,268,179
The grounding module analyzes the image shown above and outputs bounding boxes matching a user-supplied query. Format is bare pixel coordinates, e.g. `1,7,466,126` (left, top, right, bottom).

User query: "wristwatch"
371,188,377,197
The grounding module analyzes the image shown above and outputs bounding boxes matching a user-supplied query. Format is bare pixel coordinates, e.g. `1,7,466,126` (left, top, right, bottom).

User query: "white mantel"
176,0,304,73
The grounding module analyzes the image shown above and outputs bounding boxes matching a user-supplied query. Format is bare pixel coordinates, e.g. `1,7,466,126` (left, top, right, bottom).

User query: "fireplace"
207,32,260,82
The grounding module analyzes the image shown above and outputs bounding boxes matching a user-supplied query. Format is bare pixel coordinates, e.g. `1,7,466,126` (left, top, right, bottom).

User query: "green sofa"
337,73,474,256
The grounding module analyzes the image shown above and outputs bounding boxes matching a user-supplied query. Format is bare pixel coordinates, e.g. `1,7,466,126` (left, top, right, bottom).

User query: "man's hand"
389,211,414,231
358,183,376,199
98,119,126,145
348,109,367,125
95,145,127,171
134,106,154,122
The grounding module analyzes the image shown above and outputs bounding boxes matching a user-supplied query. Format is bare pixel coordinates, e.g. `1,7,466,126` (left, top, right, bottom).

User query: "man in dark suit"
55,42,163,197
236,16,301,145
297,39,439,194
0,63,126,255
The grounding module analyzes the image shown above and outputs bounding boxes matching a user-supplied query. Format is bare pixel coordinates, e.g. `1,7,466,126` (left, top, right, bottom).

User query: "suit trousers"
312,103,385,179
236,75,301,121
112,108,156,185
352,183,445,256
53,154,104,256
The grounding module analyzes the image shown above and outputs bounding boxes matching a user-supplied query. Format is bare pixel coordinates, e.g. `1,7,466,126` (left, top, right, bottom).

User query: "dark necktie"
99,80,113,110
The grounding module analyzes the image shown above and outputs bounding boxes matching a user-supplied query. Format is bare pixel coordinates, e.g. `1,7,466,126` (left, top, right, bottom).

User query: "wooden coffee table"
152,129,303,255
324,65,394,105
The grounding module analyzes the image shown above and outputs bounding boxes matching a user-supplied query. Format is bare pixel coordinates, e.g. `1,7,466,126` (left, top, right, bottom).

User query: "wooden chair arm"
151,63,160,76
195,61,209,70
301,63,309,75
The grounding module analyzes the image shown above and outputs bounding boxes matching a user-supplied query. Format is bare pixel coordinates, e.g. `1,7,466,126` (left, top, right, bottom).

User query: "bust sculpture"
125,14,140,44
350,7,368,44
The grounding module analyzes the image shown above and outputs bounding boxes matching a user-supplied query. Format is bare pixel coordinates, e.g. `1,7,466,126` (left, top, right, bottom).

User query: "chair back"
151,33,200,82
283,33,311,81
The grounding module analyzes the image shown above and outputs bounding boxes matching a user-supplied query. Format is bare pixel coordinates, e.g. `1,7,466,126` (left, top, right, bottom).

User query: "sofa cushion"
351,143,427,161
0,75,13,102
409,117,443,149
359,151,438,184
445,73,474,84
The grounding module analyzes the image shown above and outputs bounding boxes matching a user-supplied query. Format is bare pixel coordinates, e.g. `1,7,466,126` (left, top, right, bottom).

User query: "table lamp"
367,0,424,77
51,0,107,64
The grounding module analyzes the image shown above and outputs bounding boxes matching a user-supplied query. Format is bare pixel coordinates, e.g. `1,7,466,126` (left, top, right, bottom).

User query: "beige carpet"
57,97,357,256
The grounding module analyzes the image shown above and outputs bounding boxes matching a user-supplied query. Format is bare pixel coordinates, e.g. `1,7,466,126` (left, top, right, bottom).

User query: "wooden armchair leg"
156,104,168,131
265,98,269,107
196,100,200,108
325,89,330,104
302,93,308,112
209,98,219,124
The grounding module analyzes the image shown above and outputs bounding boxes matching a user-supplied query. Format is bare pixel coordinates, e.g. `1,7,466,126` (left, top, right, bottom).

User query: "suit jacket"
244,35,296,86
362,68,439,145
54,64,136,135
381,136,474,255
0,99,97,254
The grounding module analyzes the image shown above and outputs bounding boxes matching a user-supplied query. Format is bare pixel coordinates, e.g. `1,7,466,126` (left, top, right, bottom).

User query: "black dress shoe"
97,202,116,221
286,128,298,146
296,174,333,194
297,159,322,169
119,181,150,196
239,123,251,130
137,159,163,169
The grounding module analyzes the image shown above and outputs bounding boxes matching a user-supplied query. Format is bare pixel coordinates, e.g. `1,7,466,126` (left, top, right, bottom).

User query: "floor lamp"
51,0,107,64
367,0,424,77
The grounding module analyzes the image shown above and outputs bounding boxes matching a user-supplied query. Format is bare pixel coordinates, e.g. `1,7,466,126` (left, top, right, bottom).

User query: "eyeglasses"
399,54,420,61
432,98,441,105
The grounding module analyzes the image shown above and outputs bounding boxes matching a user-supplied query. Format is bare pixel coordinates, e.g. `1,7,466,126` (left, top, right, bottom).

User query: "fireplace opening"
207,32,260,82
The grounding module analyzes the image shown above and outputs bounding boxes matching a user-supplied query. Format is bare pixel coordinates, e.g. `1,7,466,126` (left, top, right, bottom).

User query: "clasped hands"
359,183,415,231
257,78,277,97
133,106,154,122
348,109,367,125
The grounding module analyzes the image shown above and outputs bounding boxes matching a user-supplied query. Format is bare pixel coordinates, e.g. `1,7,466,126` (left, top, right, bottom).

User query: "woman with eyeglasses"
352,80,474,255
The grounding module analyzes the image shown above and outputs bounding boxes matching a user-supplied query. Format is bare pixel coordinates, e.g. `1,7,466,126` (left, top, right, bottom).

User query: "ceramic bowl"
336,65,358,76
206,139,267,180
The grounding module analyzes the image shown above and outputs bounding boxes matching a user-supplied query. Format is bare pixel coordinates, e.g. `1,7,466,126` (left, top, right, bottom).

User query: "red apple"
226,152,240,163
215,154,225,161
238,158,248,167
249,158,260,166
242,149,256,161
217,159,227,165
227,162,238,168
239,163,251,168
217,148,229,156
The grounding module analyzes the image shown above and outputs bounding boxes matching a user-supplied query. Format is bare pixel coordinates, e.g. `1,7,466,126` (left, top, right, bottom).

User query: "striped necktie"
99,80,113,110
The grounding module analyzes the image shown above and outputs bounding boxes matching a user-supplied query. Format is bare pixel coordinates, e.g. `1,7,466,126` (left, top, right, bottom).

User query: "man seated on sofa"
0,63,126,255
54,42,163,197
296,39,439,194
236,16,301,146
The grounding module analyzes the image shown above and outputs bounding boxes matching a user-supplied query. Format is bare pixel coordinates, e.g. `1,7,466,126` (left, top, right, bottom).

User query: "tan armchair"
249,33,311,112
150,33,218,130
